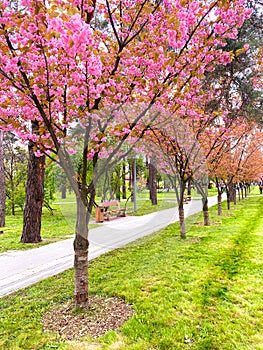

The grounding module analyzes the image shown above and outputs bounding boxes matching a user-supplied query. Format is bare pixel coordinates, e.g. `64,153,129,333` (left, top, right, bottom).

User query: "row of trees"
0,0,262,308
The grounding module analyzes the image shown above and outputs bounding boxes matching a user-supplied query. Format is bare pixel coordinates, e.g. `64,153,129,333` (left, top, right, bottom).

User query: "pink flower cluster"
0,0,252,165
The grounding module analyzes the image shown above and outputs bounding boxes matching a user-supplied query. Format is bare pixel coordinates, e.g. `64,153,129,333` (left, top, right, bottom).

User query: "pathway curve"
0,195,222,297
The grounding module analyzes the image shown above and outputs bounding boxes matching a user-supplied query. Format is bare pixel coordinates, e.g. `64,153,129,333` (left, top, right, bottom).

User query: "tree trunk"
202,196,209,226
21,124,45,243
11,180,15,215
149,158,157,205
122,161,126,199
0,130,5,234
226,190,231,210
61,185,66,199
129,160,133,202
56,145,91,309
74,197,89,308
217,193,222,216
178,204,186,239
241,185,244,199
229,182,236,204
233,186,237,204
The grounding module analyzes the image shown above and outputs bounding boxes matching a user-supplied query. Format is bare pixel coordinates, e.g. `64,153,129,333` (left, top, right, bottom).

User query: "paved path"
0,196,222,297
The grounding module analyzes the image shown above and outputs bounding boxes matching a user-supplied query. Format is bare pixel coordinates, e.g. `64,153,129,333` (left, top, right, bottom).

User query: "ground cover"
1,194,263,349
0,207,76,253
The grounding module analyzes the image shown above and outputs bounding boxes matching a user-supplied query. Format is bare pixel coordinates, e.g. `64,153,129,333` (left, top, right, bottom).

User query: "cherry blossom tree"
206,122,263,213
0,0,252,307
143,120,207,238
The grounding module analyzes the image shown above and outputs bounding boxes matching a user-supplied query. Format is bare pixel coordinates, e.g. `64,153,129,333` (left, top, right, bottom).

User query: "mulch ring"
42,296,133,341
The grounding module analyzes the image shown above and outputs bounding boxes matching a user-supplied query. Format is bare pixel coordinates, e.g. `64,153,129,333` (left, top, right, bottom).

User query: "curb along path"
0,196,223,297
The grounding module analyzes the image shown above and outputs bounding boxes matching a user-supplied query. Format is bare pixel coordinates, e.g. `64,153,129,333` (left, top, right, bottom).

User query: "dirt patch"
42,296,133,341
187,237,202,243
194,222,221,226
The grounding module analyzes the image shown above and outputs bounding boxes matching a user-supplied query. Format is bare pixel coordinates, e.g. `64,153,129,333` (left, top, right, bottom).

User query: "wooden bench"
99,200,126,221
184,195,191,203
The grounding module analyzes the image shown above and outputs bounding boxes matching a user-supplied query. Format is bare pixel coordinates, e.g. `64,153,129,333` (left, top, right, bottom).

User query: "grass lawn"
1,193,263,349
0,207,73,253
0,203,89,253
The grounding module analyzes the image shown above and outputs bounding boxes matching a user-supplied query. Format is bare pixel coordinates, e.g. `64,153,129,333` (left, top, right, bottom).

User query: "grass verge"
1,194,263,349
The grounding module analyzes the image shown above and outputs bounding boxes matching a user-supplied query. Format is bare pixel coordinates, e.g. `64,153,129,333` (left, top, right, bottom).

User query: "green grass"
1,194,263,349
0,207,73,253
0,205,100,253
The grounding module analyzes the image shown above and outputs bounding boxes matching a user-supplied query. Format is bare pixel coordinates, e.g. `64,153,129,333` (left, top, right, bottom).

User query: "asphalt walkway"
0,196,221,297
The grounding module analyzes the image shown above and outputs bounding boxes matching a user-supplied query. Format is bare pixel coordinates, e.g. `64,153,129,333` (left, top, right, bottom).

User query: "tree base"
20,238,42,243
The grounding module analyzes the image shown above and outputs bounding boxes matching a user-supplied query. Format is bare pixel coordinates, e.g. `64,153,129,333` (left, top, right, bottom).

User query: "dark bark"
116,187,121,200
195,180,210,226
122,161,126,199
176,182,187,239
202,196,209,226
217,193,222,216
247,183,250,194
0,130,5,234
61,185,66,199
229,182,236,204
233,185,237,204
11,180,15,215
149,158,157,205
215,178,223,216
129,160,133,201
21,122,45,243
226,189,231,210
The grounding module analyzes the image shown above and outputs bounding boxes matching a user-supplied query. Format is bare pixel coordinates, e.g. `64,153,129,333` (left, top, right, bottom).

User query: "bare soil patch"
194,221,222,226
42,296,133,341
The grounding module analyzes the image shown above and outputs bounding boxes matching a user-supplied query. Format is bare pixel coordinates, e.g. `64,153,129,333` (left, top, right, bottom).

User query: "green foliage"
5,185,26,214
0,207,73,252
4,132,28,215
1,195,263,349
205,1,263,123
44,161,56,213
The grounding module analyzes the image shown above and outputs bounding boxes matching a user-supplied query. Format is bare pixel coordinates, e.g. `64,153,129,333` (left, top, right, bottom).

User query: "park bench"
184,195,191,203
96,200,126,222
